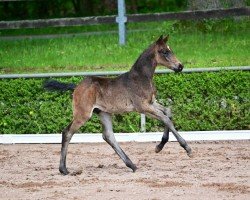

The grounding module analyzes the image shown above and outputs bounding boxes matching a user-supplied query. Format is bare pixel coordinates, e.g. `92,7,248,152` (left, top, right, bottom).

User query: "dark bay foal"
44,35,192,175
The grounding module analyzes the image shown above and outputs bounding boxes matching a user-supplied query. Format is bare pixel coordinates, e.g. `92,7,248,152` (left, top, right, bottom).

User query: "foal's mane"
130,42,157,78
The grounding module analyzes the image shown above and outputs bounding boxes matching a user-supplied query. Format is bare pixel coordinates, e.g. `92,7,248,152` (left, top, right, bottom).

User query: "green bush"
0,71,249,134
151,71,250,131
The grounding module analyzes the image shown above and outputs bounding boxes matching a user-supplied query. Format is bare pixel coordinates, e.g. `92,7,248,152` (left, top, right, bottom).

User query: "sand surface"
0,140,249,200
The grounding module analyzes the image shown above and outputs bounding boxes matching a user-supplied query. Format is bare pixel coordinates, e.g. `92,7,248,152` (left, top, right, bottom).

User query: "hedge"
0,71,249,134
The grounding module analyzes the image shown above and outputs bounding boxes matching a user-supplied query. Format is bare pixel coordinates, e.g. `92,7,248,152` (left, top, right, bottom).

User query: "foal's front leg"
155,126,170,153
99,111,137,172
153,104,171,153
145,103,192,157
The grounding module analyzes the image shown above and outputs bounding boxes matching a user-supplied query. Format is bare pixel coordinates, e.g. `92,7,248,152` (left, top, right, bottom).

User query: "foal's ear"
163,35,169,43
156,35,163,44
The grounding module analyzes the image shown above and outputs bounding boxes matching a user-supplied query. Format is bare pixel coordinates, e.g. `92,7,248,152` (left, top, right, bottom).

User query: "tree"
72,0,94,16
188,0,222,10
187,0,246,10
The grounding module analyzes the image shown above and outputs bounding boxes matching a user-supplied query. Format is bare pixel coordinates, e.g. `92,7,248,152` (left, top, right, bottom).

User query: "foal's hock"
44,35,192,175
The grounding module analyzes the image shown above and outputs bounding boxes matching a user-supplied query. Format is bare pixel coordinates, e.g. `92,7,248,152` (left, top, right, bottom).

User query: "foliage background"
0,71,249,134
0,0,188,20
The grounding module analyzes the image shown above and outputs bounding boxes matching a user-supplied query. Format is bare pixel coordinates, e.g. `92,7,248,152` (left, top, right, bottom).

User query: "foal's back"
74,73,135,114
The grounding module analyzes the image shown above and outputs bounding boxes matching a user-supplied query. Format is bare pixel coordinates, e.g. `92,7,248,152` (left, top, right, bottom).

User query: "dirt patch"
0,140,249,200
203,182,250,194
136,178,192,188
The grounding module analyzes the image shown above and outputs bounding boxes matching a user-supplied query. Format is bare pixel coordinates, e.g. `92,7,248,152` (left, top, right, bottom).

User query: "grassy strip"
0,19,249,74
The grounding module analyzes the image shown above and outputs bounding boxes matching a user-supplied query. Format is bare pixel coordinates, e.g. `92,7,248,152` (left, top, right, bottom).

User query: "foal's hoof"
155,145,163,153
59,167,70,175
186,147,193,158
126,161,138,173
132,165,138,173
187,151,193,158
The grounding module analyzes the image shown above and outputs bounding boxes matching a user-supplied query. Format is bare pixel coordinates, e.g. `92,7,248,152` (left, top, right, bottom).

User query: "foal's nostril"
178,64,184,71
173,63,184,72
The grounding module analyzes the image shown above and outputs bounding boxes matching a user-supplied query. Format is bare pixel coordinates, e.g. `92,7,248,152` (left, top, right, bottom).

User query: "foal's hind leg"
59,82,97,175
99,111,137,172
59,117,89,175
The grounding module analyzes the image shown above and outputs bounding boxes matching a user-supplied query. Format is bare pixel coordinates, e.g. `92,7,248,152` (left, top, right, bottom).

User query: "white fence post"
116,0,127,45
140,114,146,133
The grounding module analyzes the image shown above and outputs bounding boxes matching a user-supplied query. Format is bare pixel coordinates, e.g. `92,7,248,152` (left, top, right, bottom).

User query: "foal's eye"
159,49,168,55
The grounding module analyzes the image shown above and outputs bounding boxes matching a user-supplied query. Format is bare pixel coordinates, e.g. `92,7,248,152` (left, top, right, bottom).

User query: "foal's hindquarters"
59,78,97,175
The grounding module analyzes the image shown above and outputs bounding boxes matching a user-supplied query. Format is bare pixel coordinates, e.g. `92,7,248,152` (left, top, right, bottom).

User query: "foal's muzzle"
173,63,184,72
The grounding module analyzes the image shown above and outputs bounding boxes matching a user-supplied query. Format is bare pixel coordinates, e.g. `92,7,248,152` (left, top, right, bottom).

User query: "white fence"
1,130,250,144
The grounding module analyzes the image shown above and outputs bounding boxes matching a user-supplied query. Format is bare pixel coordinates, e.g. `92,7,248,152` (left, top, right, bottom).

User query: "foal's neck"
129,45,157,80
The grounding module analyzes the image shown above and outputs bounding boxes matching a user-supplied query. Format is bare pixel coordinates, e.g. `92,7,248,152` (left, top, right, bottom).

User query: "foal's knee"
165,107,172,119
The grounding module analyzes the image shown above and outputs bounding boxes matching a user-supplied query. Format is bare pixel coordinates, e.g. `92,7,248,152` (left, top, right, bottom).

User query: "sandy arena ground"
0,140,249,200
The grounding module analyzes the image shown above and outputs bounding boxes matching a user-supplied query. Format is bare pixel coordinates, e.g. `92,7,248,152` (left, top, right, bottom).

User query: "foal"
45,35,192,175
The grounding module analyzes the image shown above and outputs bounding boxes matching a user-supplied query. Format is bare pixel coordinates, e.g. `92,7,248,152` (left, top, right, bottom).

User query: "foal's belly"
95,95,135,114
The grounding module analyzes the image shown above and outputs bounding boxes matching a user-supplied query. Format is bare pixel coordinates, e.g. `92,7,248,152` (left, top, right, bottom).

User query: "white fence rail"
1,130,250,144
0,66,249,79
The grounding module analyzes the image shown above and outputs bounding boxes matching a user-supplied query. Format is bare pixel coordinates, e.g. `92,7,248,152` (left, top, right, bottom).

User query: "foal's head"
154,35,184,72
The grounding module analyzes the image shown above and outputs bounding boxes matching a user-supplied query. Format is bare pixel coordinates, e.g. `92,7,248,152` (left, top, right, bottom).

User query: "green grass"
0,19,249,74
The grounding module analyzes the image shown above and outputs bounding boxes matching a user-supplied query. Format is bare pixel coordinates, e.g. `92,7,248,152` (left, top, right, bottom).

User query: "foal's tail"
44,80,76,92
